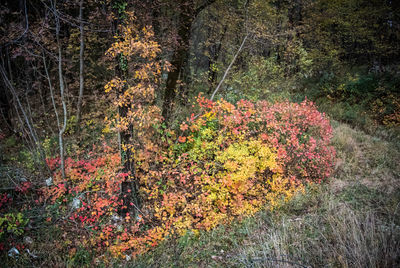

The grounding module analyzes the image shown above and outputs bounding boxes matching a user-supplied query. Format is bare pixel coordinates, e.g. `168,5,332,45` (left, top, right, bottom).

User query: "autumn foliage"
43,93,335,260
39,13,336,261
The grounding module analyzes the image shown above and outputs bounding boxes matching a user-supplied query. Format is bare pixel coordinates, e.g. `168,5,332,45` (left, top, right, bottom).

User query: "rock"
24,236,33,244
8,247,19,258
71,197,81,209
111,214,122,223
26,249,37,258
45,177,53,186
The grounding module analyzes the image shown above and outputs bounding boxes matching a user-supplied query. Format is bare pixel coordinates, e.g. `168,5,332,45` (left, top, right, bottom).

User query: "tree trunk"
54,0,67,180
43,53,61,141
162,7,193,123
207,26,227,94
111,1,141,215
0,53,13,133
162,0,216,123
76,0,85,130
0,64,50,174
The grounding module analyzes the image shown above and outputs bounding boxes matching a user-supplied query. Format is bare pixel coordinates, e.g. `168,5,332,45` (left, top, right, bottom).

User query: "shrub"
0,212,29,238
256,99,336,183
43,96,335,260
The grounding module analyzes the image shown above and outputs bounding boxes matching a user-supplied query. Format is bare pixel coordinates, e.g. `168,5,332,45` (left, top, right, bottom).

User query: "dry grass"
331,122,400,192
231,193,400,268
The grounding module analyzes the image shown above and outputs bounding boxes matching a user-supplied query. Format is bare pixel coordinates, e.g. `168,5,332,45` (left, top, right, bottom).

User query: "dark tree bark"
162,0,216,123
207,26,227,94
111,0,141,216
0,50,14,133
75,0,85,130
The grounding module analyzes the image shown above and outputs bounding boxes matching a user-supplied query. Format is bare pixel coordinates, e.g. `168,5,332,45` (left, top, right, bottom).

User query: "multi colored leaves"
43,95,335,261
256,99,336,183
0,212,29,238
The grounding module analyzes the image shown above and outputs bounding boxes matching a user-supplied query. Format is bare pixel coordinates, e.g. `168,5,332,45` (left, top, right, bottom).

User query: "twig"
210,33,249,101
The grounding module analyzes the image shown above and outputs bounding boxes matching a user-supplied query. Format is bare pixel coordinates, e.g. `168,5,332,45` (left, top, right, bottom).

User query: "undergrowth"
130,122,400,267
1,101,399,267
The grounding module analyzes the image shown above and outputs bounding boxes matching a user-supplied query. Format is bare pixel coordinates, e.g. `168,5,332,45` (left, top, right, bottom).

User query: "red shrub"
256,99,336,183
192,95,336,183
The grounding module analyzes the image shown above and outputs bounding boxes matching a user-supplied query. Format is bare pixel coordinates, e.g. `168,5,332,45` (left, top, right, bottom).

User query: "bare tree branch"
210,33,249,101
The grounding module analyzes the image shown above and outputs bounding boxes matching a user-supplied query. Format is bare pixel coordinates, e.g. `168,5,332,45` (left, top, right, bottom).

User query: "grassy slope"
130,121,400,268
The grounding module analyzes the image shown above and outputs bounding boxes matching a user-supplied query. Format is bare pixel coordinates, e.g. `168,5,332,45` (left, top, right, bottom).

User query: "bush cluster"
43,96,335,260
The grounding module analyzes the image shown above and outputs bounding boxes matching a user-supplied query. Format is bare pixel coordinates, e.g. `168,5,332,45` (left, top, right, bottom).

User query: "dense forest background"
0,0,399,266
